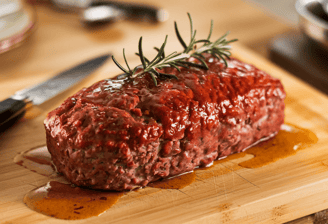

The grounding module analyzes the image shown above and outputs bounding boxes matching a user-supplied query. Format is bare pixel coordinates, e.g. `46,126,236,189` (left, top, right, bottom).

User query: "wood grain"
3,0,328,223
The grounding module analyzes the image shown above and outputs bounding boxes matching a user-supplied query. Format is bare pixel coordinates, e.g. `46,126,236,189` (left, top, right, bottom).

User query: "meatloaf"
44,54,285,191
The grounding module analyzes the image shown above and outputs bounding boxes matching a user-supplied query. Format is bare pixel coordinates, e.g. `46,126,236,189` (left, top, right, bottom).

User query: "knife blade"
0,53,110,131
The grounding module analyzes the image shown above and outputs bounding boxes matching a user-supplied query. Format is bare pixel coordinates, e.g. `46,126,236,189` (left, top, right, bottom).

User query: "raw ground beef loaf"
44,54,286,191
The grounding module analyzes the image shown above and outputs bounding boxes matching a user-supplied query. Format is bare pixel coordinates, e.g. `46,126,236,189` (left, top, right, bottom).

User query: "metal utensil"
0,54,110,131
296,0,328,50
50,0,168,24
81,1,168,24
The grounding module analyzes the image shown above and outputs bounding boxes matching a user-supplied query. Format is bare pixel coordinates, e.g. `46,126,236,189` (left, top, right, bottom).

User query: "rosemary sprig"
112,13,237,86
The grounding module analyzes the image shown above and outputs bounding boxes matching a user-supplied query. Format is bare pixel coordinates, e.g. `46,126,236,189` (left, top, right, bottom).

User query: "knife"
0,54,110,131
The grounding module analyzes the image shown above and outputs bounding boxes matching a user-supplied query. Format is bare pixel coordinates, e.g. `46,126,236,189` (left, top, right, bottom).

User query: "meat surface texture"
44,54,286,191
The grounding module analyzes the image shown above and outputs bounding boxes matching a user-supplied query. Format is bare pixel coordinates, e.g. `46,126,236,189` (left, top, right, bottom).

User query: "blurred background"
245,0,298,25
0,0,298,72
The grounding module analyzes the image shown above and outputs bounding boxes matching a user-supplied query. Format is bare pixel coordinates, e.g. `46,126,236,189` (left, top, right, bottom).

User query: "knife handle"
88,1,166,23
115,2,164,23
0,98,26,131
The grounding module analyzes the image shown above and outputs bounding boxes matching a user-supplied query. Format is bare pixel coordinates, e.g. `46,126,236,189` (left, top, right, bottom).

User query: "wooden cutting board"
1,43,328,224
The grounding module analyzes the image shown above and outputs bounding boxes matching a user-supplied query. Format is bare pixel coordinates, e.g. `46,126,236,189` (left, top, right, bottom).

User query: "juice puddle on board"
231,123,318,168
16,123,318,219
24,181,123,220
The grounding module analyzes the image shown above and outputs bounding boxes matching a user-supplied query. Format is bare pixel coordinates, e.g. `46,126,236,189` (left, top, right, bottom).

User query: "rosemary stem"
112,13,237,86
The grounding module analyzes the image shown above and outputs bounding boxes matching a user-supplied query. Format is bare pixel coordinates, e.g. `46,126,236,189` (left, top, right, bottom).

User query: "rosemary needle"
112,13,238,86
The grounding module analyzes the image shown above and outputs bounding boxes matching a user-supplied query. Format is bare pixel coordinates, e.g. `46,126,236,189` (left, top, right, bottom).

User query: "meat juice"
15,123,317,220
24,181,123,220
